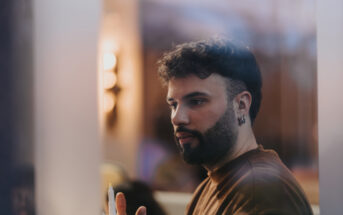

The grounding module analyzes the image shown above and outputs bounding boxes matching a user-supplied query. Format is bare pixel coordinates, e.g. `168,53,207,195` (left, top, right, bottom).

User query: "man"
115,39,313,215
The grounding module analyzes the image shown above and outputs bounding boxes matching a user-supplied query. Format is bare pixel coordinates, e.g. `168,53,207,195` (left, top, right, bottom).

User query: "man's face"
167,74,238,165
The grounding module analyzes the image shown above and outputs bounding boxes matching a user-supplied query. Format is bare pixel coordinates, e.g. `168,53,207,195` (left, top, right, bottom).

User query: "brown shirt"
186,145,313,215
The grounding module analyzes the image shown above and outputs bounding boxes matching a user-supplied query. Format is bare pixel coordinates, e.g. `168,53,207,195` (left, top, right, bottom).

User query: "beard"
174,106,238,166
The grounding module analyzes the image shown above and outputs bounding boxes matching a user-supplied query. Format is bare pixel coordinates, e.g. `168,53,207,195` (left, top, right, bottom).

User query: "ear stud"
238,115,246,126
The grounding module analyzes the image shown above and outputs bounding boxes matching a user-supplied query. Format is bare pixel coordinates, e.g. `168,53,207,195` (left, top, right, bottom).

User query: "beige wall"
33,0,102,215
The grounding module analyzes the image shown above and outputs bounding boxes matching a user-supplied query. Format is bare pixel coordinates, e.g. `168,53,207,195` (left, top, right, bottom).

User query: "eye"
188,98,206,107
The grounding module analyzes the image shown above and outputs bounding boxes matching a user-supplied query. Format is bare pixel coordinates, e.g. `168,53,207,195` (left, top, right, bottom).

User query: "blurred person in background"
116,38,313,215
10,166,35,215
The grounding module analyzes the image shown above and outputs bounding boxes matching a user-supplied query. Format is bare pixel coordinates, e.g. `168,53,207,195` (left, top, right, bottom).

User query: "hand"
116,192,147,215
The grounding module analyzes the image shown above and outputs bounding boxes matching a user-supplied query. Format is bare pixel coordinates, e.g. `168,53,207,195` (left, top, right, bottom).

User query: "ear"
233,91,252,116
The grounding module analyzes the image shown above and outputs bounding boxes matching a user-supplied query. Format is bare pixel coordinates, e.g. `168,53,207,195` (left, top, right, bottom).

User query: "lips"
176,132,194,145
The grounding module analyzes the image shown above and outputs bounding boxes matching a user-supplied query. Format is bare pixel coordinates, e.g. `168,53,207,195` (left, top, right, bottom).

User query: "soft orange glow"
104,92,116,112
103,52,117,70
104,71,117,89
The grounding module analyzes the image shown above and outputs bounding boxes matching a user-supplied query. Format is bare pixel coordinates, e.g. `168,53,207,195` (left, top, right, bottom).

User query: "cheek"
190,104,227,131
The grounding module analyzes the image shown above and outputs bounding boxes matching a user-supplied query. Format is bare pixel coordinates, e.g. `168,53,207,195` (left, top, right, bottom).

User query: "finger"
116,192,127,215
135,206,147,215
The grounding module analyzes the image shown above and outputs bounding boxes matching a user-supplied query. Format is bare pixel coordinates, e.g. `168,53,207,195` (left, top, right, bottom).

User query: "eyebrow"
167,91,210,102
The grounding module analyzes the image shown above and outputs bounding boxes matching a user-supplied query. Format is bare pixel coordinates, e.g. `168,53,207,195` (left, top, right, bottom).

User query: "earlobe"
238,115,246,126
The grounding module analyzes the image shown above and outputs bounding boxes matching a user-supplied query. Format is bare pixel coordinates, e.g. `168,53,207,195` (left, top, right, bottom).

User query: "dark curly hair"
158,38,262,124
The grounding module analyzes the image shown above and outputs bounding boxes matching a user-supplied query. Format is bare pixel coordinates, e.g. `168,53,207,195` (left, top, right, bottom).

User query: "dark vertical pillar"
0,0,13,214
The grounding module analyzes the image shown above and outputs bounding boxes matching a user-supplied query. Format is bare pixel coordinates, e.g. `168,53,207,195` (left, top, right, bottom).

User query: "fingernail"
116,192,124,204
138,206,146,215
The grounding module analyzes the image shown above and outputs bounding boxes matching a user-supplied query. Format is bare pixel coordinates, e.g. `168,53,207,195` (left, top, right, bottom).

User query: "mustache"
174,126,202,138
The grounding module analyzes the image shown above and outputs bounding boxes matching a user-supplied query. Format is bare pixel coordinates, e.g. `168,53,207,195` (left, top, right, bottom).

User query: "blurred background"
2,0,343,214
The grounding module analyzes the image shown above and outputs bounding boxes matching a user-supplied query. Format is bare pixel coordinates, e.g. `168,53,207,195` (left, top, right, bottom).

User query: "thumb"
135,206,146,215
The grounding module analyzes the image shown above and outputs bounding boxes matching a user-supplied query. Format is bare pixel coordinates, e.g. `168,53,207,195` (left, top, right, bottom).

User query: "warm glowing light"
103,52,117,70
104,93,116,112
104,72,117,89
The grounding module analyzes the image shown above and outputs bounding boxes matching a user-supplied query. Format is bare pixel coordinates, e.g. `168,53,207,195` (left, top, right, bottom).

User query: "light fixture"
104,71,117,89
102,51,121,128
104,92,116,113
103,52,117,70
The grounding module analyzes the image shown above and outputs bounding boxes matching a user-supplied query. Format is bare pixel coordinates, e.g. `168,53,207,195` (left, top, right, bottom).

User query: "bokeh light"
103,52,117,70
104,71,117,89
104,92,116,112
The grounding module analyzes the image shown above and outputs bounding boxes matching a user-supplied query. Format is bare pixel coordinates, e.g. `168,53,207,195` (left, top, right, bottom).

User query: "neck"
203,125,258,173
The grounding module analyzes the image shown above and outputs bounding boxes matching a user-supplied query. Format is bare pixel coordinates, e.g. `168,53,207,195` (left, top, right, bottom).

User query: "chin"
181,146,206,165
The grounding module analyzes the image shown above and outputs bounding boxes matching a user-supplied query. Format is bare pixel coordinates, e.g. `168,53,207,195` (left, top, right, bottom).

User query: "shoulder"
233,149,313,214
241,149,304,200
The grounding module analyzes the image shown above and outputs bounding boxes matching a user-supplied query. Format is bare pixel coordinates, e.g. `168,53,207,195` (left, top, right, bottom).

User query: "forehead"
167,74,228,99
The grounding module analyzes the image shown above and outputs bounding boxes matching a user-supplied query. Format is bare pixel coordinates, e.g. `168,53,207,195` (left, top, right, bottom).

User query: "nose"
171,105,190,126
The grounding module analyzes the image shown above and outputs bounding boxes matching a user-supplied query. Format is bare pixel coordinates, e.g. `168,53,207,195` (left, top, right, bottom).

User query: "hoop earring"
238,115,246,126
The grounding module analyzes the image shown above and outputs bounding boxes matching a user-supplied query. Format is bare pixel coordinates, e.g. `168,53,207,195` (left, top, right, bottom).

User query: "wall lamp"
103,52,120,128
